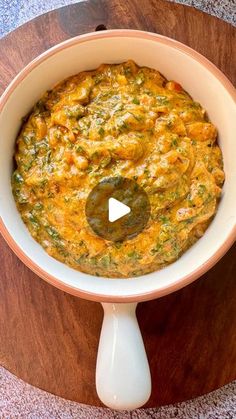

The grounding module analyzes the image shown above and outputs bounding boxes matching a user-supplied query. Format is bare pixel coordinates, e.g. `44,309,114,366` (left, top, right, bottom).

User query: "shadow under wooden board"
0,0,235,408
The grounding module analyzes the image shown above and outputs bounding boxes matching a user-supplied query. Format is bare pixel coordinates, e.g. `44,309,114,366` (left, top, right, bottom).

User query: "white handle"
96,302,151,410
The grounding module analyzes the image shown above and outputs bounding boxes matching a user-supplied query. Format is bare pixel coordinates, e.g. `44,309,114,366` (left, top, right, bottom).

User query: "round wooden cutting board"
0,0,235,408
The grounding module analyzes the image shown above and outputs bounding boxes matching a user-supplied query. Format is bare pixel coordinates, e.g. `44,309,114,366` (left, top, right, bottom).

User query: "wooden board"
0,0,235,407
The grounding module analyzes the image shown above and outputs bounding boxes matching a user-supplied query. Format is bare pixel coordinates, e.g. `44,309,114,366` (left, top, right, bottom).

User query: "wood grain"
0,0,235,407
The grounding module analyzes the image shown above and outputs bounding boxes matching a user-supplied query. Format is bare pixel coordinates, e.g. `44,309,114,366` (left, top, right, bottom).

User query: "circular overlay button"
85,177,150,242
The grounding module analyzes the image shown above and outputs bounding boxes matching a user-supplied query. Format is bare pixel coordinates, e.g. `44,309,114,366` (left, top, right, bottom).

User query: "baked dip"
12,61,224,277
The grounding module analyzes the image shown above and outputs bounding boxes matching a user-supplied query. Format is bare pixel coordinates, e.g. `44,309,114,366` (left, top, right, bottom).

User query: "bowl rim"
0,29,235,303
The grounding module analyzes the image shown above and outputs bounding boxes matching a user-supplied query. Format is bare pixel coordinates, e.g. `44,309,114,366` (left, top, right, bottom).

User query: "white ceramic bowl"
0,30,235,410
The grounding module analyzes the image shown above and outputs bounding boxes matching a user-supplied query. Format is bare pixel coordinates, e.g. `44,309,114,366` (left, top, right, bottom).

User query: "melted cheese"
12,61,224,277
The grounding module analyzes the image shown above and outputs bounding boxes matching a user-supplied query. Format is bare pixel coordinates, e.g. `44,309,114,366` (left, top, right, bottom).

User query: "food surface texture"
12,61,224,277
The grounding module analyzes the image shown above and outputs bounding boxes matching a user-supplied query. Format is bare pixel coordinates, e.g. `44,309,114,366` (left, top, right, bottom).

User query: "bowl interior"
0,31,235,300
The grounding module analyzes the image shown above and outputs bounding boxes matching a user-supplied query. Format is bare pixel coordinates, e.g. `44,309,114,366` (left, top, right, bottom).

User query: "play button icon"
85,177,150,242
108,198,131,222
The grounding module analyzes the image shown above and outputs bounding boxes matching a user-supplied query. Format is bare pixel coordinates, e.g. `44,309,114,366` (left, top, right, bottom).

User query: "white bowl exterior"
0,31,236,299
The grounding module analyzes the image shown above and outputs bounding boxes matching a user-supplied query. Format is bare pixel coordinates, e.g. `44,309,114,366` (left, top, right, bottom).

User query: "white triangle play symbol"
108,197,131,223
